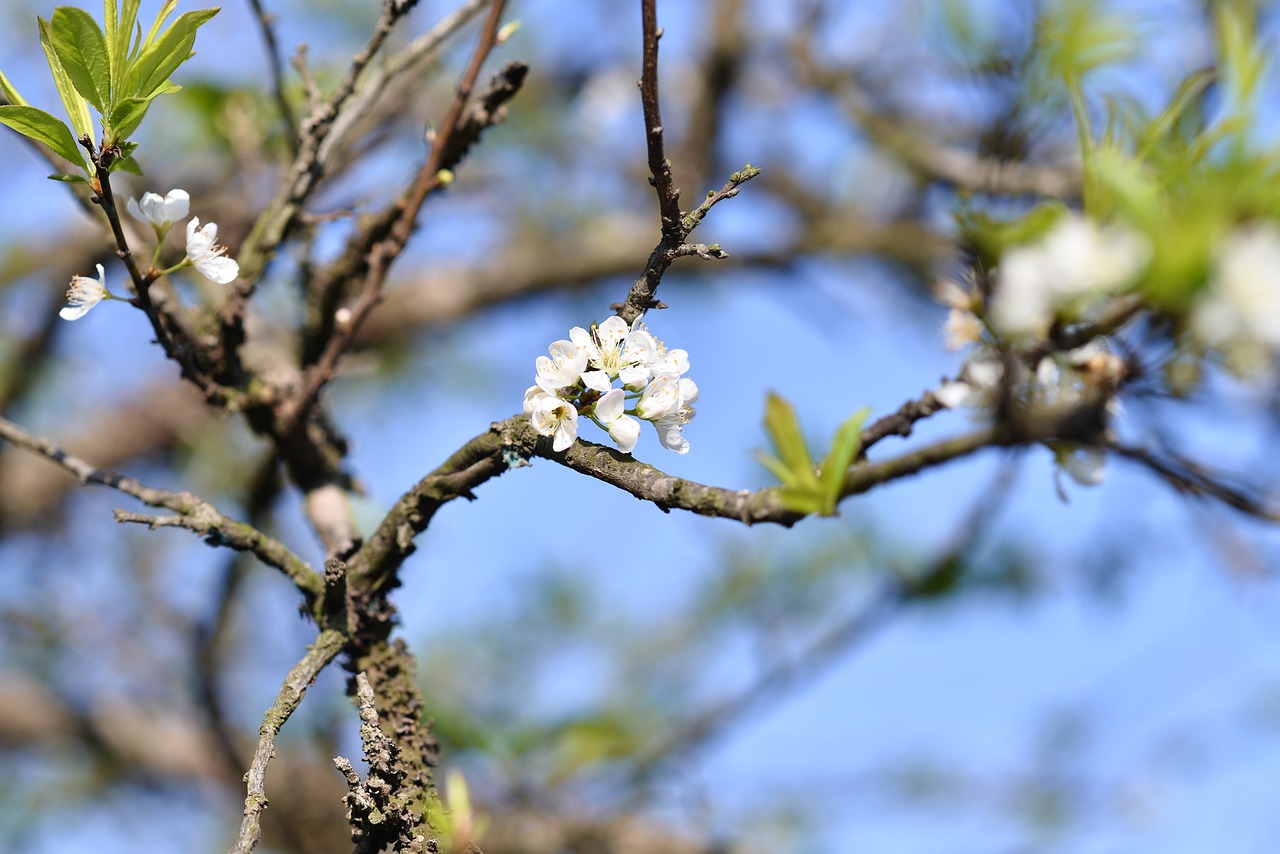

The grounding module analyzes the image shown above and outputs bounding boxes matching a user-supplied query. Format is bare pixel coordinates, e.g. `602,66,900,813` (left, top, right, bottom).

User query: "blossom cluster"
59,189,239,321
523,316,698,454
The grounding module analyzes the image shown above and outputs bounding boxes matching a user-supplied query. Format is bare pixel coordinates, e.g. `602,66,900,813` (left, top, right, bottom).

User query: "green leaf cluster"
0,1,219,177
757,393,870,517
959,1,1280,318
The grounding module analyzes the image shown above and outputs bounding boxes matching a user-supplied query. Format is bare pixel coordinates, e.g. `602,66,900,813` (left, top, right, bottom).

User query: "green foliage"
758,393,870,517
959,1,1280,320
0,105,85,166
0,1,219,174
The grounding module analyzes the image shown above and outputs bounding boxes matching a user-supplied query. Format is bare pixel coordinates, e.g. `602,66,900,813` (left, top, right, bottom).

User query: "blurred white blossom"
1191,222,1280,376
989,213,1150,340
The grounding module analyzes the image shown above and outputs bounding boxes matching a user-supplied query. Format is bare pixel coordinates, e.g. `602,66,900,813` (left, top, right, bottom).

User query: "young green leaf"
0,69,29,106
817,407,869,516
106,0,143,102
127,9,218,100
49,7,111,113
143,0,180,47
38,17,94,142
48,172,90,184
108,96,148,142
108,153,143,175
0,105,86,166
763,392,816,483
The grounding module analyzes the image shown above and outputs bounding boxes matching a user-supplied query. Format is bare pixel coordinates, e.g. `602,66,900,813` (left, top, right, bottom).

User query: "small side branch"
230,628,346,854
615,165,760,325
0,415,322,605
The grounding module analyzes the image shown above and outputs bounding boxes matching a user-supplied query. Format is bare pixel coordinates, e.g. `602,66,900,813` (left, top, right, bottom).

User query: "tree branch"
231,628,347,854
0,414,322,606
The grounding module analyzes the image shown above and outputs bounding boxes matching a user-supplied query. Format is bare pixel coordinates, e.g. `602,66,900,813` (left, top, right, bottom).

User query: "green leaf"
143,0,180,47
127,8,218,100
50,7,111,113
38,17,94,142
0,105,86,166
774,488,827,517
106,0,142,103
108,96,148,142
763,392,816,484
817,407,869,516
108,153,143,175
48,172,89,183
0,69,29,106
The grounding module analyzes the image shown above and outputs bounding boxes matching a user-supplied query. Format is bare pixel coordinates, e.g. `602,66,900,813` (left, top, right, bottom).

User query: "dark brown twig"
247,0,298,149
640,0,682,243
280,0,513,436
1107,440,1280,522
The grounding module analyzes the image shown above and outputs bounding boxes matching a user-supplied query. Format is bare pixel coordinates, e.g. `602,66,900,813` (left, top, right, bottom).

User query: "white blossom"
59,264,108,321
529,392,579,452
527,317,698,453
653,414,690,454
185,217,240,284
989,213,1150,339
127,189,189,230
594,388,640,453
635,375,681,421
1190,223,1280,375
535,340,588,394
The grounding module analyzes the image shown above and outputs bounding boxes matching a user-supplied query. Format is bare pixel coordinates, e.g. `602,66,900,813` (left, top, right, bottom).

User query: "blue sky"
2,1,1279,852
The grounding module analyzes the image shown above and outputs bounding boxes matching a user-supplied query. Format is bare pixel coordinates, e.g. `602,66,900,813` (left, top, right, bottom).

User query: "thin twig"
614,165,761,324
1107,439,1280,522
640,0,682,242
247,0,298,149
233,0,428,289
280,0,512,436
0,414,322,605
230,629,347,854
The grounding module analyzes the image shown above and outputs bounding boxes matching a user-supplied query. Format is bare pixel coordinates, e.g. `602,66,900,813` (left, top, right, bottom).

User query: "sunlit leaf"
818,407,869,516
49,7,110,113
0,104,86,166
38,17,93,143
127,9,218,100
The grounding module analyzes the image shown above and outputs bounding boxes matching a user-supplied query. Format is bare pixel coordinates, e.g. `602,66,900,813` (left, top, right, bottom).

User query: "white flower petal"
607,414,640,453
185,216,239,283
59,264,107,321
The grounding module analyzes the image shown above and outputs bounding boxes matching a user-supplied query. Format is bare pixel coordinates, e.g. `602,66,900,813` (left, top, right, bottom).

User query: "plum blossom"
1191,222,1280,376
59,264,111,321
535,340,587,394
1060,445,1106,486
127,189,189,232
185,217,240,284
989,213,1150,340
594,389,640,453
528,390,579,452
525,316,699,453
